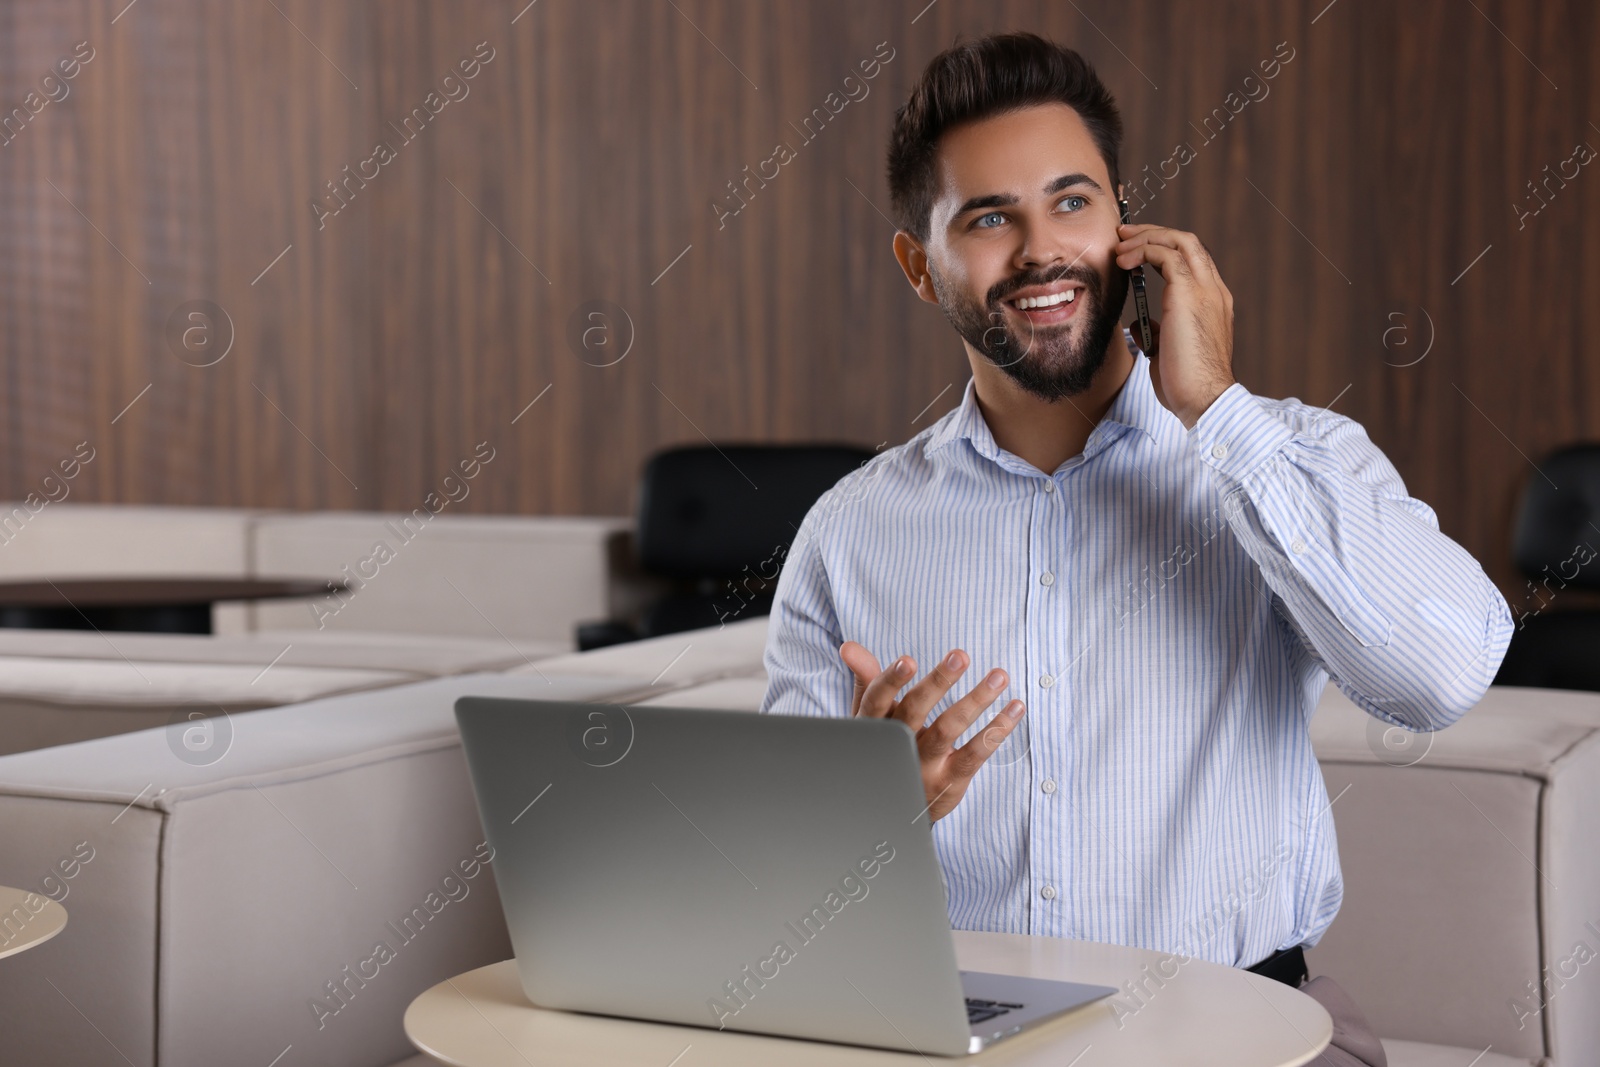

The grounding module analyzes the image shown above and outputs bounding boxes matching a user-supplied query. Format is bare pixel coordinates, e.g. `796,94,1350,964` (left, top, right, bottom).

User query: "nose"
1014,220,1069,272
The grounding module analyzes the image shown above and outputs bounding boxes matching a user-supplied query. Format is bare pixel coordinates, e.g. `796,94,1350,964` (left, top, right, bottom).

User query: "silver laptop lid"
455,696,973,1055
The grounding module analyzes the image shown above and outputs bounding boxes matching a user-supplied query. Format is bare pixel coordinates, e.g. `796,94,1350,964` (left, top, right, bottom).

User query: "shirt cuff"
1188,382,1297,487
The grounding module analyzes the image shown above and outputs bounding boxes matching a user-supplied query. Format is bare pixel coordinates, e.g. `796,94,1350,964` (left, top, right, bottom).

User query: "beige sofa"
0,505,637,754
0,628,571,757
0,619,772,1067
0,613,1591,1065
1308,684,1600,1066
245,511,638,643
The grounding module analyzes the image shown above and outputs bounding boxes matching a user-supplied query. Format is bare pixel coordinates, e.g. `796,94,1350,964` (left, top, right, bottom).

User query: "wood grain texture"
1,0,1596,608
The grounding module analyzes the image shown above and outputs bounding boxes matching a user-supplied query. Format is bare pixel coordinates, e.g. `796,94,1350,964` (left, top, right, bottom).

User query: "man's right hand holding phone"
839,642,1026,823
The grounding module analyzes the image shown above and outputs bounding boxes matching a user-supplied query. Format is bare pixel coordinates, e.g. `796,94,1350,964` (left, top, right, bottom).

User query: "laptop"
454,696,1117,1055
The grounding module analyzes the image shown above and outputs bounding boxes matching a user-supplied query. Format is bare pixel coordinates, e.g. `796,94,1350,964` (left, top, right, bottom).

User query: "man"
759,31,1513,1067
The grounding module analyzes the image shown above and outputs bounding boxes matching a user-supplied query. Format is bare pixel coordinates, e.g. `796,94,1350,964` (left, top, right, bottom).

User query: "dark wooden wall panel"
0,0,380,508
1,0,1597,609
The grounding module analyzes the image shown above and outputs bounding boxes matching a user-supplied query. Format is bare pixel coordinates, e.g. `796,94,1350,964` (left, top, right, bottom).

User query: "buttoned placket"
1023,428,1125,935
1027,470,1067,933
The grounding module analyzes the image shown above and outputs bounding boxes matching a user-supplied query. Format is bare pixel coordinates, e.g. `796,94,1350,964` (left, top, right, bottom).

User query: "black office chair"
576,443,878,650
1492,443,1600,691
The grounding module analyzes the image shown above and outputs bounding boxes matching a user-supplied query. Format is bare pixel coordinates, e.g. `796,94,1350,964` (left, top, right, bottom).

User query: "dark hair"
886,32,1123,241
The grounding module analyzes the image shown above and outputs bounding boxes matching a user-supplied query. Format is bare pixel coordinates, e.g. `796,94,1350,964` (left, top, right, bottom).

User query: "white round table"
0,885,68,960
405,930,1332,1066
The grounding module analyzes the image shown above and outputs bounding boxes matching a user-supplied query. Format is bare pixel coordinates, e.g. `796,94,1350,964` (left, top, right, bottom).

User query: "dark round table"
0,577,348,634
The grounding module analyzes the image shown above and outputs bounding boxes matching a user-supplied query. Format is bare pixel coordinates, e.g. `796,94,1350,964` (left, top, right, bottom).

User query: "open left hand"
1115,224,1237,429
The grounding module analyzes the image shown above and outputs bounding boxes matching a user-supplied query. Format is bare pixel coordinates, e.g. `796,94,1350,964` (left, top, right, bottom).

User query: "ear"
892,231,940,305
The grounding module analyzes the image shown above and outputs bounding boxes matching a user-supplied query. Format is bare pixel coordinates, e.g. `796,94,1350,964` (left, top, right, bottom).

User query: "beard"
931,259,1128,402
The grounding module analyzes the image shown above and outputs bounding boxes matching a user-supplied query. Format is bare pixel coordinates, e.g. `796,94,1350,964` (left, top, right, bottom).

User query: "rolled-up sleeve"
1188,383,1514,731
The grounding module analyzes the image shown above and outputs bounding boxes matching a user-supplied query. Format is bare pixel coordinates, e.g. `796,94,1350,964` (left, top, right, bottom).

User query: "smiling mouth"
1002,284,1083,325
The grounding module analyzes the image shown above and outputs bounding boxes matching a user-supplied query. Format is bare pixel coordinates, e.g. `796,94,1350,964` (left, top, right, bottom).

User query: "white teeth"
1016,289,1078,310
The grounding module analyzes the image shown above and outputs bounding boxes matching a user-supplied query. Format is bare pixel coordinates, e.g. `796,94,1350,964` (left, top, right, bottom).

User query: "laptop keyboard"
965,997,1024,1025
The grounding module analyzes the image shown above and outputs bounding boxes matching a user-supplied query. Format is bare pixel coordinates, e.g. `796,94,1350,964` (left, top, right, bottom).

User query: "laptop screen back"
454,697,973,1054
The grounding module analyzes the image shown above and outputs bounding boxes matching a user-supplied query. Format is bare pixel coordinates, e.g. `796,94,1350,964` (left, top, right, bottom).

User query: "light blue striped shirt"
760,334,1514,967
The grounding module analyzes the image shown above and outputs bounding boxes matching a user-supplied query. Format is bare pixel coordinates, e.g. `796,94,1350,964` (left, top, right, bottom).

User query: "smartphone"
1118,195,1155,356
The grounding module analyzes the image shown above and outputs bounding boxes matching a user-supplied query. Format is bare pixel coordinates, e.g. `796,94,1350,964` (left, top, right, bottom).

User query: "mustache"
989,264,1101,307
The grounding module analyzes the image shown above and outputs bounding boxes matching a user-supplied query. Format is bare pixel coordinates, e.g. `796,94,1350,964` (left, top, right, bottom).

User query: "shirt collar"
927,328,1175,466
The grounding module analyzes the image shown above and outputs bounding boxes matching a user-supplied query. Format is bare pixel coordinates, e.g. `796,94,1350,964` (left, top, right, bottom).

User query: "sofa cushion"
0,657,414,756
247,628,569,669
0,628,566,676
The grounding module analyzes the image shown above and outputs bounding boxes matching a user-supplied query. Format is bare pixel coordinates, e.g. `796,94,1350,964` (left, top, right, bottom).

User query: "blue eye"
975,211,1005,228
1060,195,1087,212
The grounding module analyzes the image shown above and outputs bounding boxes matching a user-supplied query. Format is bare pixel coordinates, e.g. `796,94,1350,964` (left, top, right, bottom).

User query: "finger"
838,641,882,716
1115,228,1190,260
1147,353,1170,409
892,649,971,731
1119,229,1218,285
1176,231,1221,283
1114,225,1194,252
919,668,1009,756
924,779,970,824
839,641,882,684
1192,236,1223,282
1113,224,1175,249
949,701,1027,778
1116,240,1196,284
857,655,916,719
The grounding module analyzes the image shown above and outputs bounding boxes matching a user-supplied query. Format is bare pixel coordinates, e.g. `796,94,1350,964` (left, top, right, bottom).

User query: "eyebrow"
952,172,1106,222
1044,172,1103,196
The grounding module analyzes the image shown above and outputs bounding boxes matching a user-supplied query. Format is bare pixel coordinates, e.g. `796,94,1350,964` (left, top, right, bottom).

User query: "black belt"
1246,944,1308,988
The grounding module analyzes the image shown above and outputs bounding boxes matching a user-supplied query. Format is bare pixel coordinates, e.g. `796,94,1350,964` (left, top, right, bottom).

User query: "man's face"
915,103,1127,402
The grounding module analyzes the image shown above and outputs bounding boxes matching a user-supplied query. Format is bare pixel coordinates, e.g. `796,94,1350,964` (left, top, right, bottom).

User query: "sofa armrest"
518,615,769,690
1307,683,1600,1065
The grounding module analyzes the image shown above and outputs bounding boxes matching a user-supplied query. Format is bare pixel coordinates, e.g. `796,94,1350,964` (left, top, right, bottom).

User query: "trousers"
1247,946,1387,1067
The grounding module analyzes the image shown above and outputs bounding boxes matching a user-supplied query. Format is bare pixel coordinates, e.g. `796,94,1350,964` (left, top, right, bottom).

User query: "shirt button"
1039,571,1055,587
1291,537,1307,554
1040,884,1057,900
1039,674,1054,688
1043,481,1056,494
1041,778,1057,795
1211,443,1229,460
